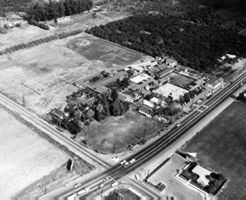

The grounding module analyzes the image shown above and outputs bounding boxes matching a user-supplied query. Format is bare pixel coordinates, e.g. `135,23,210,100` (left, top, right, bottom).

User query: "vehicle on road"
124,161,130,168
77,187,89,195
112,182,118,187
129,158,136,164
103,176,111,182
73,183,82,188
176,123,181,127
120,160,127,165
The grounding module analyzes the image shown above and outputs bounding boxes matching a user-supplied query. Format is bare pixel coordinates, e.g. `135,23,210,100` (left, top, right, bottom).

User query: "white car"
77,187,89,195
124,161,130,168
73,183,82,188
176,123,181,127
120,160,127,165
112,182,118,187
129,158,136,164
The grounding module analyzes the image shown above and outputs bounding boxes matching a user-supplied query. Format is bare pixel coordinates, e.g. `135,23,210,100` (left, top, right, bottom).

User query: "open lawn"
67,33,145,67
168,72,195,89
81,109,161,154
0,33,146,116
182,101,246,200
0,106,69,200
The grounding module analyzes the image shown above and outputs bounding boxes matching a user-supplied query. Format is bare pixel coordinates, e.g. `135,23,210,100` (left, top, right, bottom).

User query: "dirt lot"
80,109,161,154
0,106,69,200
147,153,203,200
182,101,246,200
0,33,146,116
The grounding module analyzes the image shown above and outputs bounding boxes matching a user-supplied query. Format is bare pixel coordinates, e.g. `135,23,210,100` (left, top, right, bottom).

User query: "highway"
62,72,246,199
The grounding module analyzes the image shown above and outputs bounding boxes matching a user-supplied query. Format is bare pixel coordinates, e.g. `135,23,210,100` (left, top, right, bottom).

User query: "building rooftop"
130,73,151,84
154,83,188,100
192,165,211,187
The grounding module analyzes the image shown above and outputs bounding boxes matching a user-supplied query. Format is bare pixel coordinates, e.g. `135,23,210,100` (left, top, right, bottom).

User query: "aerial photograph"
0,0,245,199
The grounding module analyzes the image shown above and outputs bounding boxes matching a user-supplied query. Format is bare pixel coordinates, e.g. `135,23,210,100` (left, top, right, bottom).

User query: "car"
124,161,130,168
103,176,111,182
77,187,89,195
176,123,181,127
111,182,118,187
129,158,136,164
120,160,127,165
73,183,82,188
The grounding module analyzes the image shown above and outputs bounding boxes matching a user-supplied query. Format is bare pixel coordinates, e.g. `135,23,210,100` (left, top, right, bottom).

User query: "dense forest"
86,14,246,72
26,0,93,22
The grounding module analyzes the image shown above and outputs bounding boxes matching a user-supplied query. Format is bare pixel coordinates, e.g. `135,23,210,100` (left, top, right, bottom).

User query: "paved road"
61,72,246,199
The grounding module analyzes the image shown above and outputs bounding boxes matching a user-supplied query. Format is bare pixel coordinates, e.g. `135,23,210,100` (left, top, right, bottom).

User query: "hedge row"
0,29,84,55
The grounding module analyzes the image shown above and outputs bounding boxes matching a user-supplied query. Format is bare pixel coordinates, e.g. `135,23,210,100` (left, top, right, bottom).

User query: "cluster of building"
49,55,225,131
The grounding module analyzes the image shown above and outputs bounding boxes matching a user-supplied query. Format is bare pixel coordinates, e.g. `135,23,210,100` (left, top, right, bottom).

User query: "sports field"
182,101,246,200
81,109,161,154
168,72,195,89
67,33,145,67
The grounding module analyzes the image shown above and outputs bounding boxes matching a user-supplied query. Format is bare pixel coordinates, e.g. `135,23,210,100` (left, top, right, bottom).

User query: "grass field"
0,33,146,116
67,33,145,67
0,106,69,199
81,109,161,154
168,72,195,89
182,101,246,200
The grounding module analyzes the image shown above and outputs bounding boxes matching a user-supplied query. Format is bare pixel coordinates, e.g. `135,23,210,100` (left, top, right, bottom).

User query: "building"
155,68,174,78
49,108,65,125
192,165,212,187
143,99,155,108
154,83,188,101
138,105,154,118
206,78,224,92
165,58,177,67
130,73,151,84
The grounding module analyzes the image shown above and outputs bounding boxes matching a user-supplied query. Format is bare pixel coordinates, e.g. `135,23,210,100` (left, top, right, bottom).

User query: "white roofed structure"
154,83,188,100
192,165,211,187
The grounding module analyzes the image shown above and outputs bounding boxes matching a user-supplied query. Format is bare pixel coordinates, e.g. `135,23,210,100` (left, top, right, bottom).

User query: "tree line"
26,0,93,22
86,14,246,72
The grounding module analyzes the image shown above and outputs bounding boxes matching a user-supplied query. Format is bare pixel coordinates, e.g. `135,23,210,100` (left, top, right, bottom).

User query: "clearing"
0,106,69,200
182,101,246,200
79,109,161,154
0,33,147,116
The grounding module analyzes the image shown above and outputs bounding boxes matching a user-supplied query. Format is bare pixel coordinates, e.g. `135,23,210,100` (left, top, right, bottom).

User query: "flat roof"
154,83,188,100
192,165,211,187
130,73,151,84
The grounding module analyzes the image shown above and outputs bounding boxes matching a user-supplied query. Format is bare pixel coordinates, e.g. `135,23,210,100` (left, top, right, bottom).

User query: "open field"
147,153,203,200
0,33,146,116
81,109,161,154
169,72,195,89
0,106,69,200
67,33,144,67
0,10,129,52
182,101,246,200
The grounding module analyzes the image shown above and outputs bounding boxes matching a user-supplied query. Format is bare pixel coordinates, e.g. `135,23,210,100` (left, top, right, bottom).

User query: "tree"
179,95,185,106
184,93,191,103
111,88,119,101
